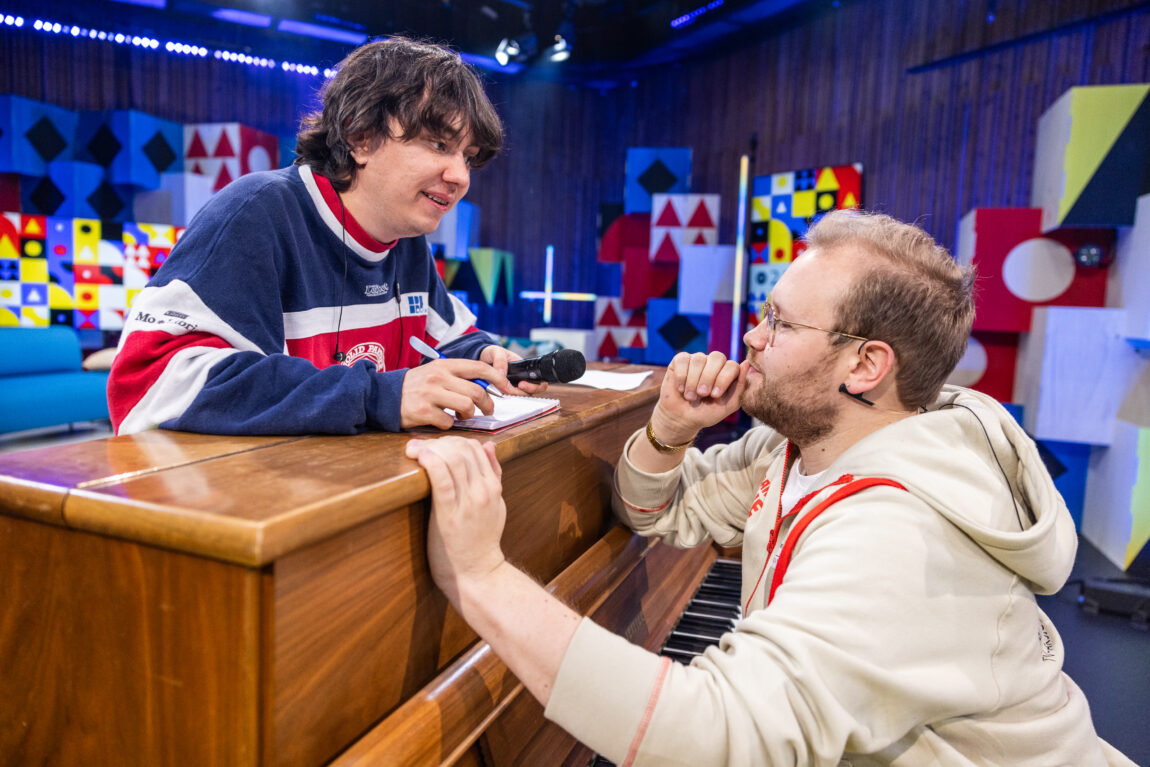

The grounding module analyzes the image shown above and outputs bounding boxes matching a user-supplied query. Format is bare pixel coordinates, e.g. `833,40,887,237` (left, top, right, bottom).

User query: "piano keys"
659,558,743,663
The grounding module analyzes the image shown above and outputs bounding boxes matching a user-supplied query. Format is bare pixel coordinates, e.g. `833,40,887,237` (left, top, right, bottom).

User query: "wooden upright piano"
0,364,716,766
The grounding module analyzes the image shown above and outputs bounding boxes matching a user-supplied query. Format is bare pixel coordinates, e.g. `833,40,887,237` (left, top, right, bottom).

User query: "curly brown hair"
805,209,977,410
295,37,503,191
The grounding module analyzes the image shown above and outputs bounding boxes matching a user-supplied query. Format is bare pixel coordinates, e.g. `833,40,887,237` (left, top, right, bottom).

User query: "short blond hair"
805,210,975,409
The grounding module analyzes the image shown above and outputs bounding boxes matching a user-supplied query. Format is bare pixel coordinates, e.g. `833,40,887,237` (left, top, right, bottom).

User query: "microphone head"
550,348,586,383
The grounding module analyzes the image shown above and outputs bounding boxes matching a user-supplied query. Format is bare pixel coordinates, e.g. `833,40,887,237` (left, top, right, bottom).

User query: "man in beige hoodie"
406,209,1134,766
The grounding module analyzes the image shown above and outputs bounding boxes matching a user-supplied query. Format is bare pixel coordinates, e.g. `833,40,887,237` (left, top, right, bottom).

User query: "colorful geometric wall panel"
598,212,650,263
1015,306,1143,446
465,247,513,306
0,96,79,176
649,194,719,263
1127,428,1150,576
160,171,214,227
278,133,298,170
595,261,623,297
1031,84,1150,232
428,200,479,261
623,148,691,214
74,110,183,190
0,210,177,330
1037,438,1090,530
1003,405,1090,531
678,244,735,316
622,244,677,310
528,327,595,360
0,173,19,212
946,331,1019,404
442,258,483,302
747,262,787,310
709,301,734,357
1111,193,1150,344
131,189,173,225
597,202,623,248
750,163,862,263
1083,420,1150,572
645,297,709,365
185,123,278,193
592,296,646,361
20,161,105,218
955,207,1113,333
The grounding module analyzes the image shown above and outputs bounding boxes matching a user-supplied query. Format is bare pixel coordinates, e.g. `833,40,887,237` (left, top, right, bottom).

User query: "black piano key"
659,559,743,663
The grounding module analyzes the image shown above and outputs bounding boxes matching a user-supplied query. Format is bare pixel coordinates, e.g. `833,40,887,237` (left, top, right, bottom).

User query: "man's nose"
444,153,470,185
744,319,768,349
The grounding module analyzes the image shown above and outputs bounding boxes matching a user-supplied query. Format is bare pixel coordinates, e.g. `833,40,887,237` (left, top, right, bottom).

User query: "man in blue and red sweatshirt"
108,37,531,436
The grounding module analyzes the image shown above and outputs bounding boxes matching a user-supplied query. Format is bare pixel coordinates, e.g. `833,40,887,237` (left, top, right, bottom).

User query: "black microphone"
507,349,586,384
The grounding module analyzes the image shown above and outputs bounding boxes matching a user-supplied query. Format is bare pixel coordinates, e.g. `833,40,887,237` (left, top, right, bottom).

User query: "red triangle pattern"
654,200,681,227
692,231,708,244
627,331,646,348
652,232,679,263
191,160,205,175
627,306,647,327
687,200,715,228
186,130,209,158
213,163,234,192
598,332,619,358
597,301,623,327
213,130,237,158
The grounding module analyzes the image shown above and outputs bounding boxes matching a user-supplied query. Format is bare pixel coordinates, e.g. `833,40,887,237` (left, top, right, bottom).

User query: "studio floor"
2,421,1147,764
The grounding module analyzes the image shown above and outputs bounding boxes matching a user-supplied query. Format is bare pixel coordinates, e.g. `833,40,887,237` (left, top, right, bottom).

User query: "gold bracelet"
645,420,695,453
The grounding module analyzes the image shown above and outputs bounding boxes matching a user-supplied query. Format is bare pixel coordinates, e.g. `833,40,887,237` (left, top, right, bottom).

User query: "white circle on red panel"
1001,238,1075,302
246,146,272,173
947,336,987,387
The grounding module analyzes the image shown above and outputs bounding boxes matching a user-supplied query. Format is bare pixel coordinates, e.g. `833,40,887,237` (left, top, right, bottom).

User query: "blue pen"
408,336,505,398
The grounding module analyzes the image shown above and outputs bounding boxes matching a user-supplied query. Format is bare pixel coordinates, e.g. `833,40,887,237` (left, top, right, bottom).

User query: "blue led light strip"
671,0,724,29
0,10,338,78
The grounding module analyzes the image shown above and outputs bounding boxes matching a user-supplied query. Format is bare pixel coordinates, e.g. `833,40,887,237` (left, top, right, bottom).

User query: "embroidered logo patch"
365,284,389,297
341,342,386,369
407,294,425,314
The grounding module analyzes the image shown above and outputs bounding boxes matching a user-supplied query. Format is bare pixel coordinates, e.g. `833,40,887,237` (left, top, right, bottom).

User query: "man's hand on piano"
405,437,508,597
405,436,582,707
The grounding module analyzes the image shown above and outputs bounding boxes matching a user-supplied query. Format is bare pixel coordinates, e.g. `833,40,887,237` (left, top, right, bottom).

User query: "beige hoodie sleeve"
612,425,786,549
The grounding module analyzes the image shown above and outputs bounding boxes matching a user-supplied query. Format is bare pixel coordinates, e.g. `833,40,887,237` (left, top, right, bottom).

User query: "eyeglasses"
758,296,869,348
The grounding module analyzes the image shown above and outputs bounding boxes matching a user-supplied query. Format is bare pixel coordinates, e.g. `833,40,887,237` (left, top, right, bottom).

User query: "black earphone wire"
332,194,349,363
942,402,1032,531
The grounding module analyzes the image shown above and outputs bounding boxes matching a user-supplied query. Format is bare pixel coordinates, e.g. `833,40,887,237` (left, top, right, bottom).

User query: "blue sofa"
0,327,111,434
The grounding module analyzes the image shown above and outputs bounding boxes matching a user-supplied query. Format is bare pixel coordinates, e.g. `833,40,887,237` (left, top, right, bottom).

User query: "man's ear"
846,339,896,391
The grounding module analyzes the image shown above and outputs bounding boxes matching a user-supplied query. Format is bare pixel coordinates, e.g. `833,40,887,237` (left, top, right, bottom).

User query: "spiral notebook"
450,394,561,432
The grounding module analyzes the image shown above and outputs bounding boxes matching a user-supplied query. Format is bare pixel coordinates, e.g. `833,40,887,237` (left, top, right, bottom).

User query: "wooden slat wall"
2,0,1147,336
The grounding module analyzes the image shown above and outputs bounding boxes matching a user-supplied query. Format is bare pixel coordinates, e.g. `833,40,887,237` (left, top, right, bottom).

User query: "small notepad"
450,395,560,432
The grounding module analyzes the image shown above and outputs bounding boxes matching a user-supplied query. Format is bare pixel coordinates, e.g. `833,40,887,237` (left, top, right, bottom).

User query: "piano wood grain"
0,364,715,767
